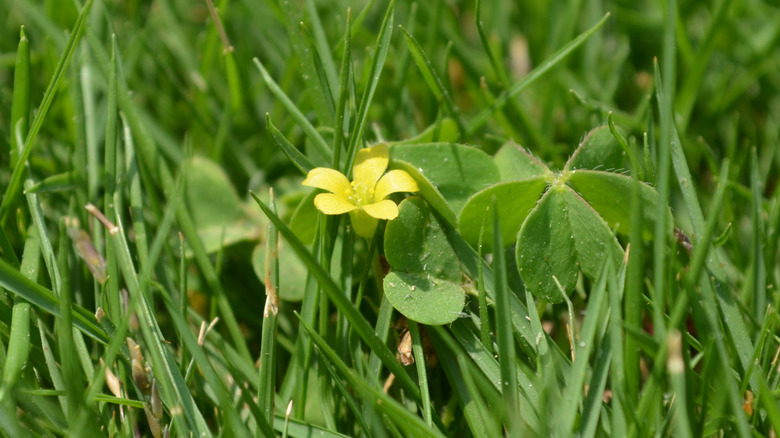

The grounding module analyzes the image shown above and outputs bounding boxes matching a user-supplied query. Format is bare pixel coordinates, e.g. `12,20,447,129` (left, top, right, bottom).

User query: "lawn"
1,0,779,436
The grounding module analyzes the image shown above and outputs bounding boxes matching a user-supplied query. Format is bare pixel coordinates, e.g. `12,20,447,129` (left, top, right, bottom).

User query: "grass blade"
465,12,610,136
254,58,331,161
0,0,93,223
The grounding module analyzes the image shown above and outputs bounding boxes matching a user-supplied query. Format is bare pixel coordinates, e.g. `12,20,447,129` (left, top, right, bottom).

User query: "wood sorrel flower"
302,143,419,238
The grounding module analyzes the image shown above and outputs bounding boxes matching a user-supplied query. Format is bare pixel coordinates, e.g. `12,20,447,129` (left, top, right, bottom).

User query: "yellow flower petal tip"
302,143,418,237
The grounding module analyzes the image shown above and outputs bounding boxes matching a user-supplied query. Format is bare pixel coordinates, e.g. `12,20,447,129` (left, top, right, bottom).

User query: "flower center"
349,181,374,207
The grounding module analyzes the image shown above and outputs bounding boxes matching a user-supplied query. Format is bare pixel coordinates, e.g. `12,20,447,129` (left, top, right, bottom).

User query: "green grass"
1,0,779,436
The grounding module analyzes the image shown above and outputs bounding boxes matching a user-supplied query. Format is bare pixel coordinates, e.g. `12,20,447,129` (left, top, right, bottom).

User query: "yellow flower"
302,143,419,238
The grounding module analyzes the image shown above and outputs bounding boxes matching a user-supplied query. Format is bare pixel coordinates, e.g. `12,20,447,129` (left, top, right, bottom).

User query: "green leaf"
289,189,319,245
516,185,623,302
565,124,626,172
458,177,548,252
389,160,457,227
493,142,550,182
183,157,264,254
390,144,500,215
384,272,465,326
385,197,459,280
384,197,465,325
566,170,672,239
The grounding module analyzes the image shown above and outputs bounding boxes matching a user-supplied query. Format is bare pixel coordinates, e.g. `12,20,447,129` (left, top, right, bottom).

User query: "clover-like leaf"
184,157,264,254
516,184,623,302
565,124,625,172
457,177,548,252
494,141,550,181
566,170,673,239
390,144,499,216
384,197,465,325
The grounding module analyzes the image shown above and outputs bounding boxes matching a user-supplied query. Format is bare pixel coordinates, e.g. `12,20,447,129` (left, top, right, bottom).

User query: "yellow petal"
353,143,389,188
349,209,379,238
303,168,353,196
313,193,357,215
362,199,399,220
374,169,419,201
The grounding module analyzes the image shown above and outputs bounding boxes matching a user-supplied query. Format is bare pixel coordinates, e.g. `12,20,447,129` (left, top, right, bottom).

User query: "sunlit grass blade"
332,8,352,169
749,149,767,322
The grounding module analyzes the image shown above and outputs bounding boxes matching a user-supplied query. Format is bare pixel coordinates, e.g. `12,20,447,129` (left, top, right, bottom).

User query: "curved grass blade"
400,26,466,135
254,58,331,160
266,114,315,174
465,12,610,136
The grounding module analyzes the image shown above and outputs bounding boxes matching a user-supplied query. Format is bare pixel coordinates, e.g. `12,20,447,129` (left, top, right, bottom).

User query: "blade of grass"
490,199,520,434
477,209,492,354
474,0,545,148
1,226,38,398
750,148,767,322
254,58,331,161
3,25,32,268
276,0,333,125
344,0,395,175
0,258,108,345
90,204,211,436
465,12,610,136
332,9,351,170
400,25,466,136
666,330,693,438
10,26,30,162
609,250,628,436
0,0,93,224
258,189,279,426
408,321,432,427
266,114,315,174
558,258,611,435
432,330,498,438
